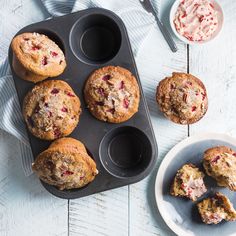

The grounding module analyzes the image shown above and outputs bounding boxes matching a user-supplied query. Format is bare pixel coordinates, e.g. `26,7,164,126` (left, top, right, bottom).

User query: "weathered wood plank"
69,187,128,236
189,0,236,136
129,16,188,236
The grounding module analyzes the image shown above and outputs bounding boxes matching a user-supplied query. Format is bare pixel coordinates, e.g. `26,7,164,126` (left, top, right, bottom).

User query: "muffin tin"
8,8,158,199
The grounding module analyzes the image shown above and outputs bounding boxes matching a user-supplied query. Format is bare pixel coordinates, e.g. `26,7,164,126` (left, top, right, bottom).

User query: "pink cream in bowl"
174,0,218,42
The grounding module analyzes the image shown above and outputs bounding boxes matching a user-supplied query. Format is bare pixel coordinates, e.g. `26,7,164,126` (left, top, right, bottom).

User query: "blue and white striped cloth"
0,0,160,176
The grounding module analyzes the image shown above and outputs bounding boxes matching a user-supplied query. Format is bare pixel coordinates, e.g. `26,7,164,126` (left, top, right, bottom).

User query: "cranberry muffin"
156,72,208,124
203,146,236,191
11,32,66,83
170,163,207,201
84,66,140,123
23,80,81,140
32,137,98,190
197,192,236,224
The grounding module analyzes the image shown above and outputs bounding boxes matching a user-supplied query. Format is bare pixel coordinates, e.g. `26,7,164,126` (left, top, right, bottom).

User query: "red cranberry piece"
61,170,74,177
119,81,125,90
199,16,204,23
187,81,192,86
44,103,49,107
201,92,206,101
66,92,75,97
48,111,53,117
53,127,61,138
42,56,48,66
107,108,115,114
212,155,221,164
96,101,104,106
233,153,236,157
210,3,214,8
123,98,129,109
61,107,68,112
32,45,41,51
102,75,111,81
181,11,187,18
97,88,105,96
80,176,84,180
192,106,197,112
50,51,58,57
51,88,59,94
27,116,34,127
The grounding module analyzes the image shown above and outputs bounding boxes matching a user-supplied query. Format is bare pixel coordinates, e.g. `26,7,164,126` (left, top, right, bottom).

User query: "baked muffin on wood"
171,163,207,201
197,192,236,224
84,66,140,123
156,72,208,124
23,80,81,140
11,32,66,83
32,137,98,190
203,146,236,191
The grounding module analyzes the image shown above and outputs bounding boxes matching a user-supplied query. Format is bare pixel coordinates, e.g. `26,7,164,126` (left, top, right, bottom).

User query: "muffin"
203,146,236,191
170,163,207,201
156,72,208,124
11,32,66,83
197,192,236,224
32,137,98,190
84,66,140,123
23,80,81,140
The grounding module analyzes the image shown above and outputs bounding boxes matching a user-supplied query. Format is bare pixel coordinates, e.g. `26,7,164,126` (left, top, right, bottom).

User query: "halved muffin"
197,192,236,224
170,163,207,201
203,146,236,191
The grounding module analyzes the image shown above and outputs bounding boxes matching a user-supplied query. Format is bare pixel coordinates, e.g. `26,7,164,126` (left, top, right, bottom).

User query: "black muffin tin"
9,8,158,199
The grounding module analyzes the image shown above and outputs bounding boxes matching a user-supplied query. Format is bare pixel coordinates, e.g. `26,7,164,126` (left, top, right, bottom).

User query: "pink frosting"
174,0,218,42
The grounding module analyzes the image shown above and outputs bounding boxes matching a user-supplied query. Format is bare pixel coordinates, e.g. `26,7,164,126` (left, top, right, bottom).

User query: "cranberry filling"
201,92,206,101
53,127,61,138
192,106,197,112
42,56,48,66
123,98,129,108
61,170,74,177
61,107,68,112
211,155,221,164
51,88,59,94
48,111,53,117
102,75,111,81
97,88,105,96
107,108,115,114
119,81,125,90
66,92,75,97
50,51,58,57
96,101,104,106
32,45,41,51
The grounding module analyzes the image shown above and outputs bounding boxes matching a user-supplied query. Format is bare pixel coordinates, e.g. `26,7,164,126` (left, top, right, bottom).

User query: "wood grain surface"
1,0,235,235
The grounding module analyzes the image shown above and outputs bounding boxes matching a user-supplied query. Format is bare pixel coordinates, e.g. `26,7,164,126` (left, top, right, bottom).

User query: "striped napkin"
0,0,160,176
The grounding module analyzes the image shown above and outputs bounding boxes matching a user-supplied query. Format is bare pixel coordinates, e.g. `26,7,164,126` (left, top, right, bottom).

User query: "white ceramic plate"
169,0,224,45
155,133,236,236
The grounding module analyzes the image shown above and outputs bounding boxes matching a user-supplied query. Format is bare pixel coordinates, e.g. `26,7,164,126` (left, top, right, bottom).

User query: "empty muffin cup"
99,126,153,178
69,13,122,64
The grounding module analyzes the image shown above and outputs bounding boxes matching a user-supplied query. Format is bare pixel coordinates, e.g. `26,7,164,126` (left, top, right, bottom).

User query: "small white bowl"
169,0,224,45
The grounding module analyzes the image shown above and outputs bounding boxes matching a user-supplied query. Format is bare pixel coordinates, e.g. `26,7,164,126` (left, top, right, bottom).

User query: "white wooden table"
1,0,236,235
